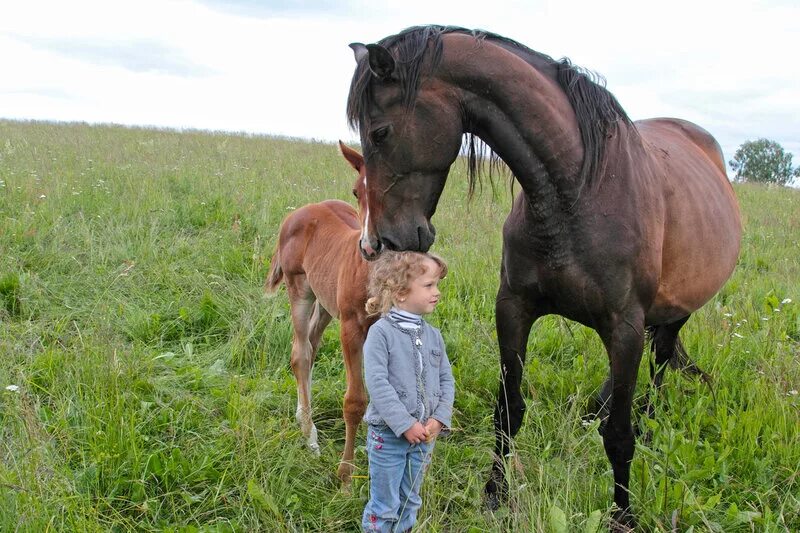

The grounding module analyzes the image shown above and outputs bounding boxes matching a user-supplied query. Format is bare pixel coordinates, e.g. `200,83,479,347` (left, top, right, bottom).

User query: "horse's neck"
443,36,585,215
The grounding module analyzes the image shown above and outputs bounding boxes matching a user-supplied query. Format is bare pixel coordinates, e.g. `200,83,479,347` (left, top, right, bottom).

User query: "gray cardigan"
363,316,455,437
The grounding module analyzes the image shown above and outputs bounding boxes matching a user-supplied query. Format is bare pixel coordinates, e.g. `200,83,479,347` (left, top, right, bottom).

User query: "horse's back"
278,200,359,243
636,118,741,321
276,199,362,317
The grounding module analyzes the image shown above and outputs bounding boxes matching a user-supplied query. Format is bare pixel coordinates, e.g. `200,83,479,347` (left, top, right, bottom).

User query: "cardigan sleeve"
431,329,455,431
363,324,417,437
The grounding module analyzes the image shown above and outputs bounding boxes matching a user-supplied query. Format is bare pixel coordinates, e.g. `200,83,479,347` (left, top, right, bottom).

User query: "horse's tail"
265,244,284,295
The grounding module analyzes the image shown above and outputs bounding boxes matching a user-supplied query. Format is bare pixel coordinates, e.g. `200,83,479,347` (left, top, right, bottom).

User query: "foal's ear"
366,44,395,80
349,42,368,64
338,140,364,172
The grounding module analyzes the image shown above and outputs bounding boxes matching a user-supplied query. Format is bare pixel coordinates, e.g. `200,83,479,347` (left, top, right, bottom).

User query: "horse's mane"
346,25,635,192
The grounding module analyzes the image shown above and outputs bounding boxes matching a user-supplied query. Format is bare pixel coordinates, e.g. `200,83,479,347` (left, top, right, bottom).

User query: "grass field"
1,119,798,532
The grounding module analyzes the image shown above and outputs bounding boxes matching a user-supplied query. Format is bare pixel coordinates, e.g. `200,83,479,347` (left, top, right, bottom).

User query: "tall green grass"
1,120,798,531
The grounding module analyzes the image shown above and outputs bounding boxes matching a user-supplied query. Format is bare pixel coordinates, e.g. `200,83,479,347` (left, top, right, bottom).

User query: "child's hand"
403,422,429,444
424,418,443,443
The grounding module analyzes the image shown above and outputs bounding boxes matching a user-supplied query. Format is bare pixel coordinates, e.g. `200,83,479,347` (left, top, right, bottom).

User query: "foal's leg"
337,317,368,486
286,276,322,455
304,301,332,453
599,311,645,530
309,301,333,357
485,287,539,510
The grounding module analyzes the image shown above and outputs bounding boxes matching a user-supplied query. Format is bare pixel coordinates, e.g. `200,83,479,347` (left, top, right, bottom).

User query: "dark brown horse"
346,26,741,528
265,142,376,485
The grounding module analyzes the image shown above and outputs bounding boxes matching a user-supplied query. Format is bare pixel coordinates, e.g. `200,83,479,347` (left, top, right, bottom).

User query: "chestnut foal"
265,142,375,485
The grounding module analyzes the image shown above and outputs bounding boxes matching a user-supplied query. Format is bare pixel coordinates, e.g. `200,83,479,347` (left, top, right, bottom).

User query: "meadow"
0,119,798,532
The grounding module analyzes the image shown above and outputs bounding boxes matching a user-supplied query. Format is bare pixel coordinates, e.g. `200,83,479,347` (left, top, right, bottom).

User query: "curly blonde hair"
365,251,448,316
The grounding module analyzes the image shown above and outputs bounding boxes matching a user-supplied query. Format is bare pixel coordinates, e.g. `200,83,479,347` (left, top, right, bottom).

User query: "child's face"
395,257,442,315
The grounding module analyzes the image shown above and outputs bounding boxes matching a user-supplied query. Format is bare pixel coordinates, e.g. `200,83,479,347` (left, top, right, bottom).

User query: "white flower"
788,390,798,396
38,194,46,199
732,333,745,339
5,385,19,392
781,298,792,304
724,313,733,317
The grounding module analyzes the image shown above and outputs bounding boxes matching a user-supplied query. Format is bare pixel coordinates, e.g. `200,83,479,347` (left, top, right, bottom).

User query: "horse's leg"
599,310,645,530
642,315,690,420
305,300,333,446
337,317,368,486
485,286,539,510
308,301,333,369
286,276,322,455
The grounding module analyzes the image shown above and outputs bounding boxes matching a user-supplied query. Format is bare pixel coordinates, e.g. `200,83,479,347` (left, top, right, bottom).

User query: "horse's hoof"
308,442,321,456
610,509,636,532
485,491,501,511
337,464,354,486
484,475,507,511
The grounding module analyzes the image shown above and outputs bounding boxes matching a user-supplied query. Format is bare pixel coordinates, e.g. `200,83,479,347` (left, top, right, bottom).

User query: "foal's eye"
370,126,390,145
352,188,359,198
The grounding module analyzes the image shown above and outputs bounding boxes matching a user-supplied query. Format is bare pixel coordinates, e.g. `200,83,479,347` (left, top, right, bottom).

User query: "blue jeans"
362,424,434,532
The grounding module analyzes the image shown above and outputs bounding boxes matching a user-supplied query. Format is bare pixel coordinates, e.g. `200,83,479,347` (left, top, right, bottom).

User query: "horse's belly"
640,118,742,322
649,197,740,321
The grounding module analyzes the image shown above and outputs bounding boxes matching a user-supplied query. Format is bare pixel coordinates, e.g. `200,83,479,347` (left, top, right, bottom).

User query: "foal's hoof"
338,480,352,496
609,509,637,532
337,462,355,486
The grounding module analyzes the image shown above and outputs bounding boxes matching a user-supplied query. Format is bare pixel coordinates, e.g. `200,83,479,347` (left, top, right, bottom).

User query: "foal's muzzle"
359,236,383,260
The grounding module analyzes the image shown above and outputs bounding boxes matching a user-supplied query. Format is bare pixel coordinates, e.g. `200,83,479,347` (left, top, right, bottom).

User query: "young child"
361,251,455,533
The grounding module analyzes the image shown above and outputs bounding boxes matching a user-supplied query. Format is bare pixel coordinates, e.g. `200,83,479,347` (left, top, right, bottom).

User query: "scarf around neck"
388,307,422,330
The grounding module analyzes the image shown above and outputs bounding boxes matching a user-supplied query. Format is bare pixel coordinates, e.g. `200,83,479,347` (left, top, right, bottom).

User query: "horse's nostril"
381,237,397,251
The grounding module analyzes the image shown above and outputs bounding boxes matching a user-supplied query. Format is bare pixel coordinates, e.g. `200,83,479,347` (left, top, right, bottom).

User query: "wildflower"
732,333,744,339
781,298,792,305
39,194,46,199
5,385,19,392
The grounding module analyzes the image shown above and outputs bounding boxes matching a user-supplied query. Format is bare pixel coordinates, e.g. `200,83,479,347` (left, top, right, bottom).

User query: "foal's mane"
346,25,634,192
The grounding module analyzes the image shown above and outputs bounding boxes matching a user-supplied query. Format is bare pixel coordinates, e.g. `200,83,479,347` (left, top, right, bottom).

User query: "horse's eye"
352,188,359,198
370,126,390,145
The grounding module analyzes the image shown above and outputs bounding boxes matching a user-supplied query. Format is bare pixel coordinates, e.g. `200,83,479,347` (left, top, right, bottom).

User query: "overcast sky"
1,0,798,176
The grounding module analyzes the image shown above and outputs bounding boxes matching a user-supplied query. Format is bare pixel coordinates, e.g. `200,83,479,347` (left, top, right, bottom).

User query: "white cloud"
0,0,797,167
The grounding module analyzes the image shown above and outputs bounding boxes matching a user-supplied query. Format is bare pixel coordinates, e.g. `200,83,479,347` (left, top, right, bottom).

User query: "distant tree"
729,138,798,186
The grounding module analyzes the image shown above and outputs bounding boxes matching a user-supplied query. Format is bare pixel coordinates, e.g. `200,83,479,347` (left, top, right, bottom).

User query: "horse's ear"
366,44,395,80
339,140,364,172
349,42,368,64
